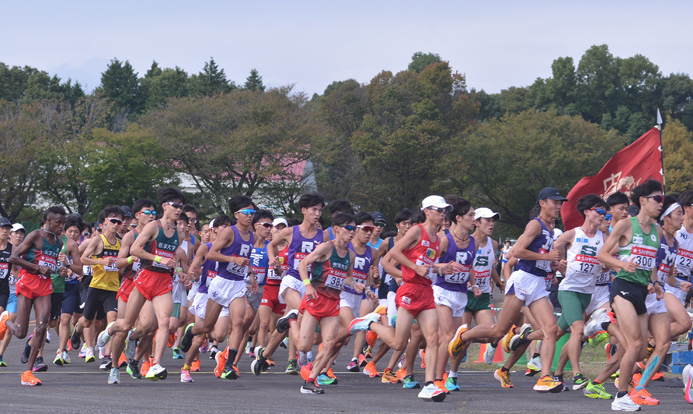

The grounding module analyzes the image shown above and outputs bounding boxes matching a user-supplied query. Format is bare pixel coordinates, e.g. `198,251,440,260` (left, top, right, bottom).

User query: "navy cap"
537,187,568,202
120,206,133,218
0,217,11,227
370,212,386,224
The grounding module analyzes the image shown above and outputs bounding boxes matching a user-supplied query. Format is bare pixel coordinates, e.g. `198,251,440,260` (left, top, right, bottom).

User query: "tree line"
1,45,692,239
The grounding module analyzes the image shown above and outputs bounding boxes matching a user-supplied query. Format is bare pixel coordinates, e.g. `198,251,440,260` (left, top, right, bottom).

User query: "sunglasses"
236,208,256,216
258,222,273,229
139,209,156,216
374,222,386,228
166,202,184,209
591,208,607,216
339,224,357,232
428,207,450,213
646,195,664,203
357,225,375,233
108,218,123,225
82,232,91,237
605,214,612,221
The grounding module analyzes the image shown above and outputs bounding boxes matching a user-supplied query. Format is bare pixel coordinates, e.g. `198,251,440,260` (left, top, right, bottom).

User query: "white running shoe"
85,347,95,363
107,368,120,385
145,363,168,381
483,343,497,364
684,364,693,404
79,343,87,359
527,355,542,371
584,308,609,337
62,351,71,364
611,393,641,411
418,383,446,402
347,312,382,334
180,368,194,383
97,321,114,350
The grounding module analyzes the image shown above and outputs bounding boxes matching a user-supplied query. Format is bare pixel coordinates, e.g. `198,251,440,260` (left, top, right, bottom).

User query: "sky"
2,1,692,96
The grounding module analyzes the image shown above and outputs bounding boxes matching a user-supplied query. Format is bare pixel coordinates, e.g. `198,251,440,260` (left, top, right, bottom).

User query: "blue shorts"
61,282,81,315
7,293,17,314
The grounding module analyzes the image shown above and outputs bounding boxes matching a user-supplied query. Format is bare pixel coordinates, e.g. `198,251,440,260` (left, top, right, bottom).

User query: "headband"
662,202,681,219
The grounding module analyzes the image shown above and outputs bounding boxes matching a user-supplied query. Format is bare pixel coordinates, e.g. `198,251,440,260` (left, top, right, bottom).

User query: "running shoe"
684,364,693,404
509,324,533,352
525,356,541,376
245,340,252,355
53,352,64,366
20,336,31,364
573,373,589,390
651,370,664,381
348,312,382,335
382,368,400,384
366,331,378,347
363,347,372,359
180,323,195,352
358,353,368,367
21,370,41,386
534,375,563,393
433,379,450,394
346,359,359,372
494,368,514,388
300,362,313,381
300,379,324,394
249,350,255,359
85,347,95,363
307,350,313,362
363,361,379,378
221,364,239,380
0,311,9,340
390,313,397,328
78,343,87,359
483,343,497,364
180,368,194,383
611,393,641,411
316,373,337,385
62,351,71,364
501,325,516,353
279,337,289,349
418,383,446,402
251,352,268,376
402,374,420,389
583,380,612,399
46,331,51,343
117,353,127,369
276,309,299,334
615,376,635,393
553,374,569,392
140,360,151,376
629,388,658,405
70,325,81,350
108,368,120,384
172,348,184,359
215,349,228,378
199,338,209,354
209,345,219,359
373,304,387,315
96,321,114,350
395,368,407,380
167,333,175,348
584,308,609,338
145,363,167,381
419,349,426,368
286,358,299,375
99,357,113,370
589,331,610,346
445,376,461,391
126,360,142,379
33,356,48,372
326,368,338,383
448,324,468,358
0,356,6,367
191,360,201,372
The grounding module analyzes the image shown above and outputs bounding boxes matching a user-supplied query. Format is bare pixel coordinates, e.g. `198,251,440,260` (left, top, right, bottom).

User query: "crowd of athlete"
0,183,692,411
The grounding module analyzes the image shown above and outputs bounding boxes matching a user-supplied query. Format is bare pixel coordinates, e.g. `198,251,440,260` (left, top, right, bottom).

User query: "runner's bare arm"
131,220,173,267
9,230,45,275
80,236,109,266
597,218,635,273
267,226,292,267
115,231,135,269
66,239,83,275
207,227,245,265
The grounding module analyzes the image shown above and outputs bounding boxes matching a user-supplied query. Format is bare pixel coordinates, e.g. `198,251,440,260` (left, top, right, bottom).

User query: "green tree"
98,58,144,124
244,69,265,91
141,64,190,111
192,57,234,97
408,52,442,73
662,117,693,193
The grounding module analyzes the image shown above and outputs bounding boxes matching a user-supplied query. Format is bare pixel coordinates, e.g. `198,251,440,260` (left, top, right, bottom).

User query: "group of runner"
1,183,692,411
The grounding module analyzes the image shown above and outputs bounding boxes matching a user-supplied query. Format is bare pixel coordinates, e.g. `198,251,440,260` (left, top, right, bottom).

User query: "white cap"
474,207,501,221
273,218,288,228
421,195,452,212
11,223,25,232
209,219,215,229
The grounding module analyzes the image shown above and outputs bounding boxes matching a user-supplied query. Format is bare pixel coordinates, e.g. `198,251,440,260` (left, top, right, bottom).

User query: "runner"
0,223,25,367
597,179,664,411
1,206,66,386
667,190,693,335
96,187,186,381
448,187,567,393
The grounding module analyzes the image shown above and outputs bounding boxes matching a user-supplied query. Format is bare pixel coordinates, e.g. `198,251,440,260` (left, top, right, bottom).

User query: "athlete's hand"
163,258,176,268
58,252,68,265
545,249,561,262
555,260,567,274
414,264,431,278
352,282,365,294
249,279,259,294
366,290,377,301
269,257,280,270
305,284,317,300
38,265,52,277
654,283,664,300
472,286,482,298
58,266,69,278
233,257,250,267
681,281,692,292
439,262,461,275
621,258,637,274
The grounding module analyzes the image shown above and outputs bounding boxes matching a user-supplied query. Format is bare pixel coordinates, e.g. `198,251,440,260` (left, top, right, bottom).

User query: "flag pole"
656,108,666,192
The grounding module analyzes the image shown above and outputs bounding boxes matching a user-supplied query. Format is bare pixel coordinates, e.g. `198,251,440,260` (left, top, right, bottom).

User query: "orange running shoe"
358,353,368,367
118,353,128,368
0,311,9,340
366,331,378,347
267,356,276,367
419,349,426,369
651,370,664,381
363,361,379,378
300,362,313,381
21,370,41,386
395,368,407,380
434,379,450,394
630,388,659,405
326,368,337,380
140,360,151,376
373,305,387,316
191,359,201,372
382,368,401,384
214,348,228,378
167,333,175,348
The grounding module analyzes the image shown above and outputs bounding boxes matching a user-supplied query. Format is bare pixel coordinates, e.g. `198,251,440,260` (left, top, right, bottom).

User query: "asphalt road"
0,331,690,414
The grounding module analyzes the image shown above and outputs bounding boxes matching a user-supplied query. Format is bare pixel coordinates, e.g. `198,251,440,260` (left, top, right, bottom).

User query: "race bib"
152,247,174,270
267,268,283,280
475,272,491,290
37,253,58,273
0,262,8,279
678,248,693,275
632,246,657,271
536,248,551,272
324,268,347,291
226,257,248,277
351,269,367,285
444,264,471,284
574,253,600,276
251,265,267,284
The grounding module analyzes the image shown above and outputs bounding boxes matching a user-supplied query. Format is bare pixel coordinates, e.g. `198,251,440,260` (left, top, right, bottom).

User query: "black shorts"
50,292,64,321
78,274,92,313
378,277,389,300
0,292,8,310
61,282,81,315
83,287,118,321
609,277,648,315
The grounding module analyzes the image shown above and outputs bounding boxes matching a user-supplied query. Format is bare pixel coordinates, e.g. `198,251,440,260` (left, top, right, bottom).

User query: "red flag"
560,127,663,230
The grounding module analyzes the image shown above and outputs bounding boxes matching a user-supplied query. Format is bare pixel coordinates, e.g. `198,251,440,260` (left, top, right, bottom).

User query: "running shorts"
664,282,687,305
465,291,492,313
208,277,246,308
6,293,17,314
610,278,648,315
83,287,118,320
505,270,549,306
117,277,135,304
645,291,667,315
260,284,286,315
16,271,53,300
557,290,591,331
134,269,173,301
61,282,81,314
433,285,468,317
279,276,305,305
245,287,263,311
50,292,64,321
395,283,435,318
190,291,229,319
339,290,362,317
300,292,340,320
585,284,610,317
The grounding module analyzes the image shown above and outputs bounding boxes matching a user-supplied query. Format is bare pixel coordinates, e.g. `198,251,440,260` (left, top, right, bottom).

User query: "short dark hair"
448,198,472,224
298,192,324,210
64,214,85,232
213,214,232,228
677,190,693,208
394,208,413,224
606,191,629,208
132,198,156,215
328,199,353,215
576,194,607,218
156,187,185,205
410,210,426,224
102,205,125,220
43,206,66,222
287,218,301,227
177,213,189,224
228,196,255,215
630,179,663,208
332,212,356,227
355,212,375,226
252,209,275,226
182,204,198,215
659,195,680,223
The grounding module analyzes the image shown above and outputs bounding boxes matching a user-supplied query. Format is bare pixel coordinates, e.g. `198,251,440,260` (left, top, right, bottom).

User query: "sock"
182,363,190,370
351,357,358,362
593,380,602,384
226,348,238,368
448,370,457,378
501,367,509,373
384,368,392,374
425,381,434,386
532,353,540,359
616,391,628,398
435,378,443,382
132,359,139,366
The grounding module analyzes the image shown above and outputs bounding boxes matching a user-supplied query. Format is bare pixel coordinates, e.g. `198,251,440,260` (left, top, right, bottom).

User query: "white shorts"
187,282,199,305
433,285,468,318
506,270,550,306
278,276,305,305
585,285,610,317
645,292,668,315
190,292,229,319
387,290,397,326
172,280,188,306
245,287,263,311
665,282,687,305
208,277,246,308
339,291,362,318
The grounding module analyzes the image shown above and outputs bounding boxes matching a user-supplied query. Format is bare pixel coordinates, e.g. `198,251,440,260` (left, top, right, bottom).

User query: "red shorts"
16,270,53,300
117,277,135,303
299,292,340,320
395,283,435,318
260,284,286,315
134,269,173,301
